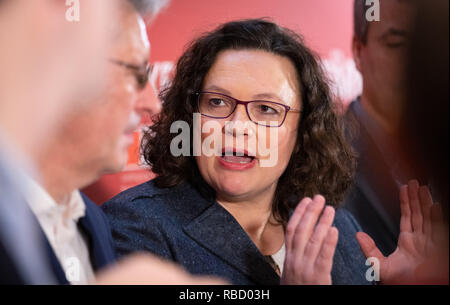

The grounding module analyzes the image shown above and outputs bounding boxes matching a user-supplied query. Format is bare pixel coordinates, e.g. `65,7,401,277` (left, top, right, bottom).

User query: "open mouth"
220,148,256,164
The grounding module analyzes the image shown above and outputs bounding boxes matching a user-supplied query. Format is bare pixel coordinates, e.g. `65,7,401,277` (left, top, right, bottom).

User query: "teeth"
222,156,253,164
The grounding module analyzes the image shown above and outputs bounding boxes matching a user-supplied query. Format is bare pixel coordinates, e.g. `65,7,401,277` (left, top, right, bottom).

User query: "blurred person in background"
343,0,419,256
26,0,161,284
345,0,449,284
402,0,448,225
23,0,225,285
388,0,448,284
0,0,118,284
81,0,164,204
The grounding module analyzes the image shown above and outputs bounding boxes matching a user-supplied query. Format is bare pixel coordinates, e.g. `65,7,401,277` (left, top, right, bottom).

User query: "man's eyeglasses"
109,58,153,90
195,91,302,127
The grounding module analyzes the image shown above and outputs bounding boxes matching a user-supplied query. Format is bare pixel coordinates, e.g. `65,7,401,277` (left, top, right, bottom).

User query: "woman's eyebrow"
252,93,283,102
204,85,284,102
203,85,232,95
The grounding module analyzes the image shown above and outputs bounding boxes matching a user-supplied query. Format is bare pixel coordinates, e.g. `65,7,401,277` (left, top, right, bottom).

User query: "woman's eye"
259,104,278,114
209,98,225,106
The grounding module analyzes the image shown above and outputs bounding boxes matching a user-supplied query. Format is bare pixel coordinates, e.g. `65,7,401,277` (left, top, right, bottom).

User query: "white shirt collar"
24,177,86,224
24,178,94,284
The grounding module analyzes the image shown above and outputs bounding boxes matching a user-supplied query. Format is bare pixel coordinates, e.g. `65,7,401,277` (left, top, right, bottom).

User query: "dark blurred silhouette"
403,0,449,211
0,0,118,284
401,0,449,284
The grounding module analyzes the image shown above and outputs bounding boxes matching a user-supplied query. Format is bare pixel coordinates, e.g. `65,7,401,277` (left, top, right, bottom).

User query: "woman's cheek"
199,117,225,156
274,126,293,167
256,125,291,168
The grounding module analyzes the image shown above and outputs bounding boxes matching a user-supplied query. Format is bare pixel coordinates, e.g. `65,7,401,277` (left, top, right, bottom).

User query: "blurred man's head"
352,0,416,134
0,0,118,158
128,0,169,20
129,0,169,118
39,0,169,198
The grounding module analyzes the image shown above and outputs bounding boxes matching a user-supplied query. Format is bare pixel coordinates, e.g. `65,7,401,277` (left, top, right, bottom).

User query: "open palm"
357,180,444,284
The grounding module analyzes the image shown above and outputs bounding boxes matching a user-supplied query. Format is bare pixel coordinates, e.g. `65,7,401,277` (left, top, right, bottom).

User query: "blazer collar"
39,195,111,284
42,232,68,284
78,193,116,271
77,211,104,271
181,189,280,285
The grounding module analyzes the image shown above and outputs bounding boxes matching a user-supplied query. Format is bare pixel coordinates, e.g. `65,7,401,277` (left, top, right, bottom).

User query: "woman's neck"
216,184,284,255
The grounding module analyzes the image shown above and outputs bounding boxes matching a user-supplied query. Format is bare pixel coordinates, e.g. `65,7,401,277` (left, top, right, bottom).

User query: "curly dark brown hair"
142,19,355,226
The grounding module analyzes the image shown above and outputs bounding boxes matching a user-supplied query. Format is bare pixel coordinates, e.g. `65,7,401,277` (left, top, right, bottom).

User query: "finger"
314,226,338,275
408,180,423,233
356,232,384,261
286,197,312,253
303,206,335,262
399,185,412,233
418,185,433,236
292,195,326,257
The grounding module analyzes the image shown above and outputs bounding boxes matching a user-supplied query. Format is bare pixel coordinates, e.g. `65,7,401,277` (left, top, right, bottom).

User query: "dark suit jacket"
1,193,116,284
103,180,371,285
342,100,401,256
47,193,117,284
0,154,54,285
0,239,25,284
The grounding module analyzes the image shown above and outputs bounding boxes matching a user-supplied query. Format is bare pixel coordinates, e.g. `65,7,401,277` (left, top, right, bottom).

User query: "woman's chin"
215,178,254,199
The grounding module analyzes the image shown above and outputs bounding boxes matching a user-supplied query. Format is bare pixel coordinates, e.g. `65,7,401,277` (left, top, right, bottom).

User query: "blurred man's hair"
354,0,416,44
128,0,169,15
354,0,370,43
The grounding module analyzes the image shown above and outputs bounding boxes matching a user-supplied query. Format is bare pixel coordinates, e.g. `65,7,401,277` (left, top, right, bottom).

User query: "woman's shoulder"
101,179,211,224
332,208,371,285
107,179,176,202
332,207,364,264
100,179,194,258
333,207,362,236
101,180,182,216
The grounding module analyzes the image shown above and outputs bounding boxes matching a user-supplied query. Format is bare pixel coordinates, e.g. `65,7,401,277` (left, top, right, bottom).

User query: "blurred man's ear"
352,36,363,73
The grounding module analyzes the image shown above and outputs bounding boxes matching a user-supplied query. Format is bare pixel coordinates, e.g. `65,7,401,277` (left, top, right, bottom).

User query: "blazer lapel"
183,202,280,285
42,234,69,284
25,208,68,284
77,208,109,271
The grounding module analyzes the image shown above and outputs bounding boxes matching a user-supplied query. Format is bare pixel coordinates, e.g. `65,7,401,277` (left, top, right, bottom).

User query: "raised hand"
356,180,446,284
281,195,338,285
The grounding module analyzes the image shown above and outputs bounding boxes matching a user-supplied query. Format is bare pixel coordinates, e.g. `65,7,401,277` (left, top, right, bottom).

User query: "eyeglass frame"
108,58,153,90
194,91,302,127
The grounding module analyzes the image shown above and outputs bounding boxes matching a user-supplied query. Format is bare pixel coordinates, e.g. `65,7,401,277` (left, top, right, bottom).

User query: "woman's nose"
225,104,254,137
229,104,249,123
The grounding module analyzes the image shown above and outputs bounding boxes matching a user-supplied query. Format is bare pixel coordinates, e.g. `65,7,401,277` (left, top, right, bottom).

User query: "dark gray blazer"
342,100,401,256
102,180,371,285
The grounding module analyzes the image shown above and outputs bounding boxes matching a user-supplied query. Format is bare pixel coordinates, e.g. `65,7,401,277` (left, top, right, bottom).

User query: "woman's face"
195,49,302,202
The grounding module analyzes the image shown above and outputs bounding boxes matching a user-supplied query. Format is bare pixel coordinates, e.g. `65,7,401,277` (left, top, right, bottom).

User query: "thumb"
356,232,384,261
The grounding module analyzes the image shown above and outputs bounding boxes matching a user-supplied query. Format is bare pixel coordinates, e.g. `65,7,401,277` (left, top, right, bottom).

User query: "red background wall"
83,0,361,204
